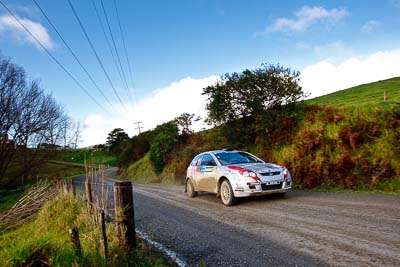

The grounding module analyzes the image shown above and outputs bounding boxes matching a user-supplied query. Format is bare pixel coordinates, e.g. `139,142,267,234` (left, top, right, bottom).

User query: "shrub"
149,121,179,174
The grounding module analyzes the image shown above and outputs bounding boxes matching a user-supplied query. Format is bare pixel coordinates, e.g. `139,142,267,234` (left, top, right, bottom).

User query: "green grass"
0,163,84,212
122,77,400,192
0,186,29,212
0,193,165,266
61,149,117,166
306,77,400,108
37,163,85,180
126,153,178,184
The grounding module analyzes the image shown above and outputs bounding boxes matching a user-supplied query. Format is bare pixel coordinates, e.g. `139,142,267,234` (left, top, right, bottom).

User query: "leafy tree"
106,128,129,155
174,113,199,135
203,63,306,125
118,131,151,167
149,121,179,174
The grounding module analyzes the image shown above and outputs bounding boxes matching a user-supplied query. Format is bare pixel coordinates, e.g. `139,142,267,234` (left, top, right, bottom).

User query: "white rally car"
185,149,292,205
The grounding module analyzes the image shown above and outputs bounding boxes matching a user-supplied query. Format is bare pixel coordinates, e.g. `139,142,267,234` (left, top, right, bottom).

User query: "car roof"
201,149,241,155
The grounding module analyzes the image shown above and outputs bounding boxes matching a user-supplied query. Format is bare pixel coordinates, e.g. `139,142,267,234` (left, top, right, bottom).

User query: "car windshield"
214,152,263,165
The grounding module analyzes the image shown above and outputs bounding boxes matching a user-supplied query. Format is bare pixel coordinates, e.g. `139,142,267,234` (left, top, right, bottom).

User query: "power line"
91,0,126,99
67,0,125,108
99,0,132,103
113,0,137,103
32,0,115,111
0,0,107,112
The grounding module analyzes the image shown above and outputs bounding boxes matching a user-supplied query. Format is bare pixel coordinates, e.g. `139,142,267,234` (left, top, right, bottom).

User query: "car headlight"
283,168,290,182
228,166,259,182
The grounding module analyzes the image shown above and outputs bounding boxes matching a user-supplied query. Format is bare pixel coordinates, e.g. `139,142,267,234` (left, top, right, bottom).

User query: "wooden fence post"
69,226,82,256
62,180,69,194
85,179,93,211
114,181,136,250
68,179,76,197
100,209,108,259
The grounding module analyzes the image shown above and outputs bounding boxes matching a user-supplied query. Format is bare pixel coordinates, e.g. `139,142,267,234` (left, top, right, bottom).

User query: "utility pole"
133,121,143,135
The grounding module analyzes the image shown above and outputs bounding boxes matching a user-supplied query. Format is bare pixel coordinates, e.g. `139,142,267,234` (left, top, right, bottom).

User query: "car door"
189,154,203,190
197,153,218,192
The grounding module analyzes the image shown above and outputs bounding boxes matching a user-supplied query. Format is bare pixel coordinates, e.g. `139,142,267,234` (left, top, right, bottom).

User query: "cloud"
360,20,380,33
0,13,54,50
298,41,346,54
266,6,348,33
300,49,400,98
80,76,218,147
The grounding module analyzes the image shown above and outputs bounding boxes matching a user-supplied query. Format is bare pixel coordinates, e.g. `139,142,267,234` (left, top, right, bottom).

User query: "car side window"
191,155,202,166
200,154,217,166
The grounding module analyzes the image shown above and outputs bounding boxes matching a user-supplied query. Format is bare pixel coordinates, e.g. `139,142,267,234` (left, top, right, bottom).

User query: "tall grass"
0,193,163,266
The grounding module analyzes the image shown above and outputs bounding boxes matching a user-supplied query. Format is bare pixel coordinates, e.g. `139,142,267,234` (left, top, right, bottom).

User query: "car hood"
228,163,284,174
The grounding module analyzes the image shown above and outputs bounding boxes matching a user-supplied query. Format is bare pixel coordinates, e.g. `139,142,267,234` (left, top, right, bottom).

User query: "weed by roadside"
0,193,167,266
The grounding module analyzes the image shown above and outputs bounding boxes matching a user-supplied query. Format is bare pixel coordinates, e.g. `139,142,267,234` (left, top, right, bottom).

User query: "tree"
118,131,151,167
149,121,179,174
0,55,71,186
203,63,306,125
70,119,85,149
0,56,27,184
106,128,129,155
174,113,196,135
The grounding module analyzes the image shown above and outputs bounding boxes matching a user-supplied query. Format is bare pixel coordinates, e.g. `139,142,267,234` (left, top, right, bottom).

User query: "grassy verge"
37,163,85,180
0,186,30,212
0,193,166,266
126,153,178,184
0,163,84,212
61,149,117,166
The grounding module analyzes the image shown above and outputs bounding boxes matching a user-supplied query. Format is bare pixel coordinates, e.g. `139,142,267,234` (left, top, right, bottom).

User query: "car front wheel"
186,179,197,198
220,180,236,206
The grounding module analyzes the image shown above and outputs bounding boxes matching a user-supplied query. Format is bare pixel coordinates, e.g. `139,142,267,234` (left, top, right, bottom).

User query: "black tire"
186,179,197,198
220,180,237,206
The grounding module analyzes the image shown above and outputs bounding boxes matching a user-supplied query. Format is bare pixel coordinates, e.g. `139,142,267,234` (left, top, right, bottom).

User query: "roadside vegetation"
60,148,117,166
0,163,84,211
0,193,164,266
0,54,162,266
108,65,400,193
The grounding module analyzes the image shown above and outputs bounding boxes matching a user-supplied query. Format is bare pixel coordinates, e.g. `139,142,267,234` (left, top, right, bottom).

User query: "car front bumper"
233,181,291,198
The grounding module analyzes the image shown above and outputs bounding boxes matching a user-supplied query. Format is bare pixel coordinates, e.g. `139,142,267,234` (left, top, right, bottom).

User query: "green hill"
306,77,400,108
123,77,400,193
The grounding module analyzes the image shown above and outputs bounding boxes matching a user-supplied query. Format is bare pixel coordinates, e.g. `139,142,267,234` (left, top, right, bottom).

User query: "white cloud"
298,41,346,54
80,76,218,147
300,49,400,98
0,13,54,50
360,20,380,33
266,6,348,33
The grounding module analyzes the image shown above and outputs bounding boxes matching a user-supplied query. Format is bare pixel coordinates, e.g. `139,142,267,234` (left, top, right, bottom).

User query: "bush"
149,121,179,174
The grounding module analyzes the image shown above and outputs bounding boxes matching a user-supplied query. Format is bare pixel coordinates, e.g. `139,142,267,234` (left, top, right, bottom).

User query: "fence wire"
73,165,117,220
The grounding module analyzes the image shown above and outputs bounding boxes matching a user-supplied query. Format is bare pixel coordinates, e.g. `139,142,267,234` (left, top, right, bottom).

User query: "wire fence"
1,165,137,257
72,165,121,222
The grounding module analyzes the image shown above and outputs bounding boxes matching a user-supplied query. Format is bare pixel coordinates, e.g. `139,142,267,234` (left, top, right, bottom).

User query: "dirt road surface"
133,184,400,267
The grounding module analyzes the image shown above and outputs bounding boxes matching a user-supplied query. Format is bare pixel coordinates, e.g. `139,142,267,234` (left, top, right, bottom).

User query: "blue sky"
1,0,400,146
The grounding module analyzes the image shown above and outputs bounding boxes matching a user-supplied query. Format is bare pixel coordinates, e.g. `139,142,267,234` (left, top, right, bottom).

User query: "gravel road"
133,184,400,267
